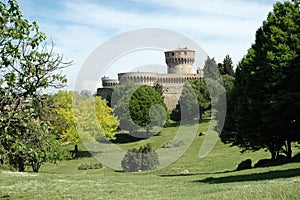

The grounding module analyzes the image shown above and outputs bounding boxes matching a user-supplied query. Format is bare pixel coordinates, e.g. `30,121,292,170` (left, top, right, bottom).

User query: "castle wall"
163,85,183,109
97,88,113,101
116,73,202,109
97,48,203,110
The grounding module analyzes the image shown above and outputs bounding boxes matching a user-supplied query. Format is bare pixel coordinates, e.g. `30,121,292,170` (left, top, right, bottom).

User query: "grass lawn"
1,120,300,199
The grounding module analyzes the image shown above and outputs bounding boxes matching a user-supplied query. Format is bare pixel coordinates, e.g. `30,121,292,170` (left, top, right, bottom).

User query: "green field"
1,121,300,200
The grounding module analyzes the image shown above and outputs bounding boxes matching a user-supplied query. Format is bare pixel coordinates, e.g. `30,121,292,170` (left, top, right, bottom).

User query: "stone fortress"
97,47,203,109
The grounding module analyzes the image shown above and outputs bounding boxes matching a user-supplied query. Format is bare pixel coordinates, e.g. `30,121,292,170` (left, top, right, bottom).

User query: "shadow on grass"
199,118,211,124
163,122,180,128
195,168,300,184
159,170,235,178
254,153,300,168
76,150,92,158
71,150,105,158
111,133,147,144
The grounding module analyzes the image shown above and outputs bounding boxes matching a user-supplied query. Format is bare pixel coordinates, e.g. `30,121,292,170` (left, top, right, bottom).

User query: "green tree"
74,96,118,142
171,79,210,122
222,55,235,76
217,63,224,75
114,85,167,136
221,74,235,92
152,83,164,97
221,1,300,160
203,56,219,79
51,91,118,156
0,0,71,171
51,91,79,156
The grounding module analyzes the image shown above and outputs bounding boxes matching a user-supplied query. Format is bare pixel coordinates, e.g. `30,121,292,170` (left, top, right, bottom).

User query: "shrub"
78,162,103,170
202,110,211,119
121,143,159,172
162,140,184,148
236,159,252,171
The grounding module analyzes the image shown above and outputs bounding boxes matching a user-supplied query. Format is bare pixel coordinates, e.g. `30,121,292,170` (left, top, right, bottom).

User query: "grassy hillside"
1,121,300,199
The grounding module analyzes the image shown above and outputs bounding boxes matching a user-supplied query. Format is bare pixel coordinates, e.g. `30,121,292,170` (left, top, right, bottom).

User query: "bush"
78,162,103,170
236,159,252,171
202,110,211,119
170,104,181,122
162,140,184,148
121,143,159,172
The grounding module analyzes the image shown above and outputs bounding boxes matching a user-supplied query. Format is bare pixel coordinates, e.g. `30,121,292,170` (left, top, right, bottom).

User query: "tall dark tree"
203,56,219,80
222,55,235,76
221,74,235,92
171,79,210,122
221,1,300,160
217,63,224,75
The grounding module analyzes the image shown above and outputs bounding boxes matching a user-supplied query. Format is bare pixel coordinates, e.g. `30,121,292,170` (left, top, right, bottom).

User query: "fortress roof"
165,47,195,53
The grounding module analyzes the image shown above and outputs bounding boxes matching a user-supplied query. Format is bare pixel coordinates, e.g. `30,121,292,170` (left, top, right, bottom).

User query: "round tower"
101,76,118,87
164,47,195,74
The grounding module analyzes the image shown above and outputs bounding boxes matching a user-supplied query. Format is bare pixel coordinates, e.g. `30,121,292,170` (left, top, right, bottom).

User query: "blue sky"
18,0,279,91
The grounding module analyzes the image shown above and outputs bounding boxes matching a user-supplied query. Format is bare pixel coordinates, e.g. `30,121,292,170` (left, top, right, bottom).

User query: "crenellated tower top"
164,47,195,74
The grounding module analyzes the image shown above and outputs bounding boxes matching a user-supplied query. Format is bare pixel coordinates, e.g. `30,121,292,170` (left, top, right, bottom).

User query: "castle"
97,47,203,109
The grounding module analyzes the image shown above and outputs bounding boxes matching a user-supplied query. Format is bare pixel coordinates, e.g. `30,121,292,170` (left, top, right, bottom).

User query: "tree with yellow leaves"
52,91,118,157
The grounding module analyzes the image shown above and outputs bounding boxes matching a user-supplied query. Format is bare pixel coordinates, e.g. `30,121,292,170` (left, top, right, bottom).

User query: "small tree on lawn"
114,85,167,136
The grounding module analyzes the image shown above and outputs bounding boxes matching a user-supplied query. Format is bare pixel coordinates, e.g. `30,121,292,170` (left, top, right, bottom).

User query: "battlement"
164,47,195,74
101,76,118,87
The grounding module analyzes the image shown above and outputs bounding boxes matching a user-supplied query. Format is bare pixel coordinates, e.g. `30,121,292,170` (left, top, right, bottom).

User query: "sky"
18,0,279,91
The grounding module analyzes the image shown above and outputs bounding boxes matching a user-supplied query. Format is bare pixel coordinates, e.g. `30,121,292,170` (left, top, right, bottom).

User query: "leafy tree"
79,90,93,98
221,1,300,160
217,63,224,75
0,0,70,171
152,83,164,97
222,55,235,76
203,56,219,79
114,85,167,136
51,91,79,156
221,74,235,92
171,79,210,122
129,86,167,133
172,83,199,123
51,90,118,157
74,96,118,142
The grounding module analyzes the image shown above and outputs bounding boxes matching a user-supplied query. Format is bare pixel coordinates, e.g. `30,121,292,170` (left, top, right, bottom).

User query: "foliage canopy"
0,0,71,171
221,0,300,160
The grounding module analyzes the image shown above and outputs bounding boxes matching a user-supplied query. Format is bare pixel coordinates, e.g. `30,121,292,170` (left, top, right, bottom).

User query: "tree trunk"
271,150,277,160
32,162,41,172
12,156,25,172
199,109,202,122
18,160,25,172
74,144,79,158
286,140,292,159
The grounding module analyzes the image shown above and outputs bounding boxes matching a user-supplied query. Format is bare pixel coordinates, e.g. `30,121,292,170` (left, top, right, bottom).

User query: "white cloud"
19,0,279,91
58,0,275,67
